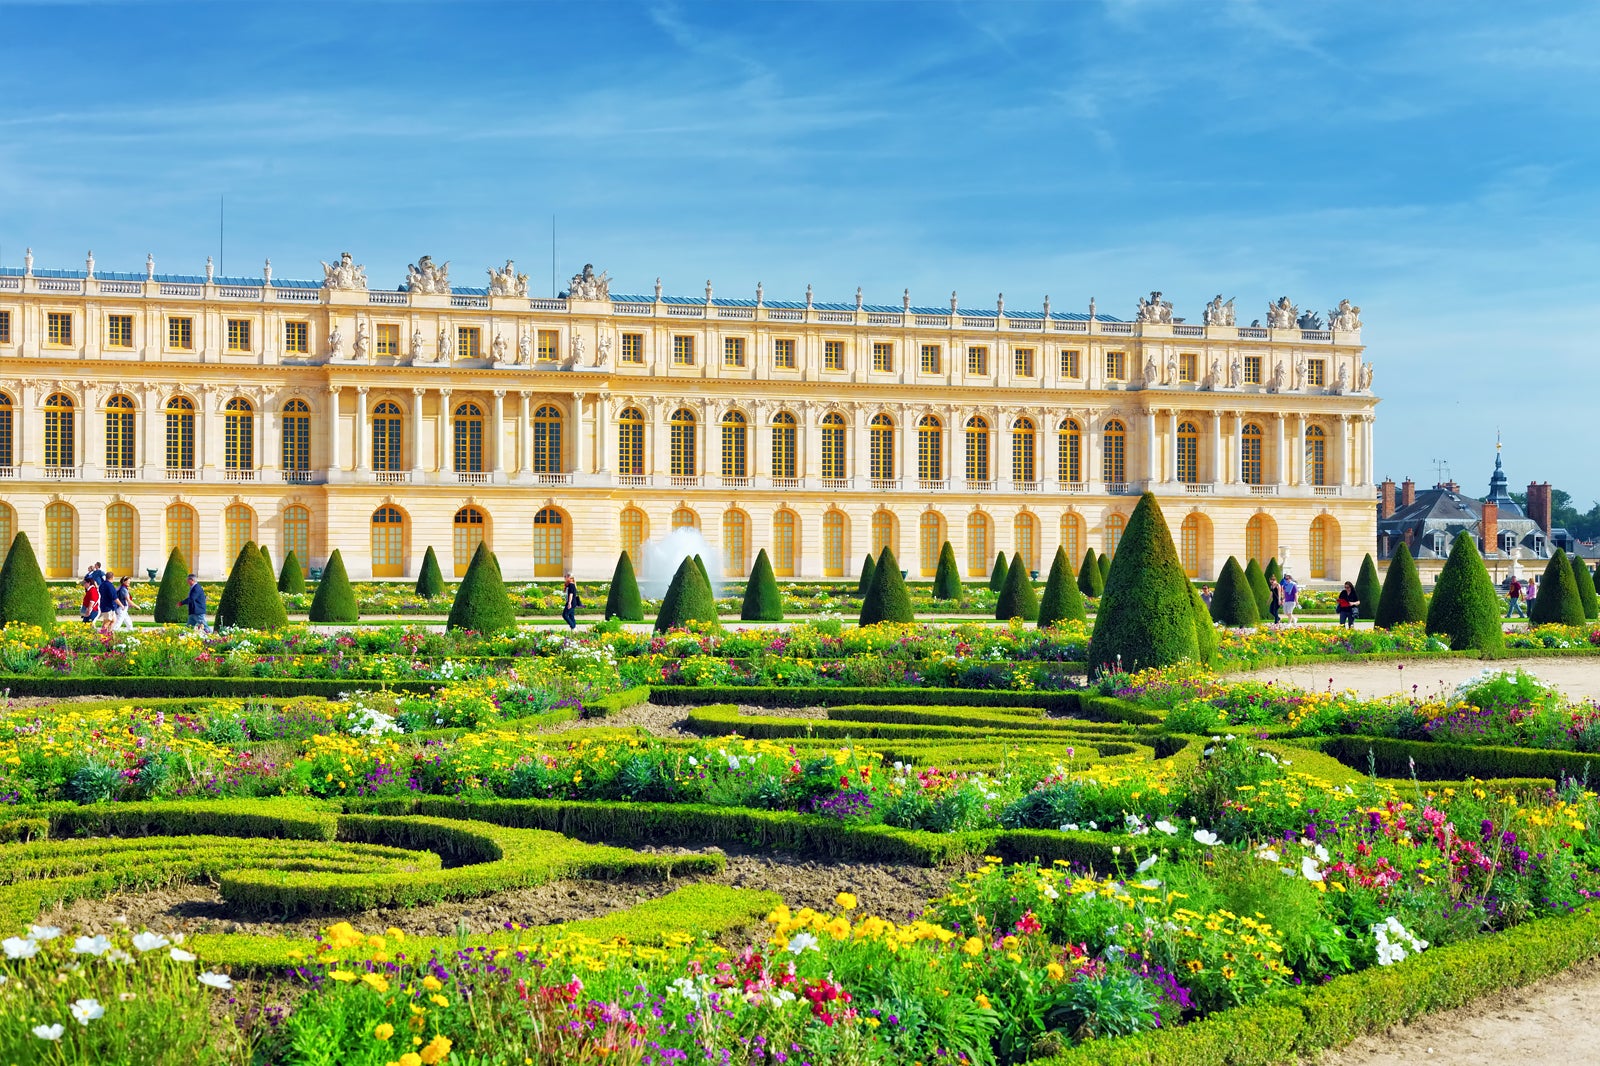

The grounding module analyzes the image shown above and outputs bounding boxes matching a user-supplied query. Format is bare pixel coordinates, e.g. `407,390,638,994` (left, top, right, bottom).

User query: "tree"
932,542,962,601
604,551,644,622
214,542,288,631
1570,553,1599,621
989,552,1010,592
153,548,190,624
278,550,306,594
1264,557,1281,585
1529,549,1585,627
258,546,272,580
1375,544,1427,629
655,555,718,632
1190,584,1218,665
0,532,55,631
415,546,446,599
1244,558,1271,618
693,554,711,591
995,551,1039,621
446,540,517,633
1209,557,1260,627
1355,554,1382,621
1077,548,1104,597
1425,532,1504,653
1097,552,1111,586
308,548,359,623
741,549,784,622
856,553,877,596
1037,546,1086,629
860,546,915,625
1087,494,1198,676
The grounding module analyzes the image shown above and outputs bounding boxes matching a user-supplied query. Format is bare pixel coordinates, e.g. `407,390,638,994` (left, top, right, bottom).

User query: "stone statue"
410,328,425,363
487,260,529,297
327,325,344,360
1296,310,1324,330
438,322,452,361
572,333,587,366
1269,361,1285,392
517,333,531,365
1135,290,1173,324
1293,354,1306,389
1329,299,1363,332
566,263,610,300
596,331,612,367
1230,355,1243,387
406,255,451,294
1203,294,1236,326
1164,355,1178,384
352,321,369,362
1333,364,1349,394
320,252,368,291
492,331,508,363
1205,357,1220,389
1358,362,1374,391
1266,296,1298,329
1143,355,1159,383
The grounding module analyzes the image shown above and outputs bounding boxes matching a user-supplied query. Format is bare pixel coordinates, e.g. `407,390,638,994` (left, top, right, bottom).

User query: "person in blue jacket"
183,574,209,632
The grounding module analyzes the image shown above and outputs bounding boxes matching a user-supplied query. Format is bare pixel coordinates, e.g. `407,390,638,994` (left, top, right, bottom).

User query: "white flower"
1301,856,1324,882
1138,879,1162,889
72,935,112,956
1136,854,1159,874
1256,848,1280,863
3,936,39,960
1154,820,1179,835
1314,844,1330,863
197,971,233,990
107,948,133,964
28,925,61,941
1060,822,1080,832
70,998,105,1025
132,931,170,953
169,948,197,963
32,1023,64,1041
687,756,698,768
1193,830,1221,846
786,932,820,955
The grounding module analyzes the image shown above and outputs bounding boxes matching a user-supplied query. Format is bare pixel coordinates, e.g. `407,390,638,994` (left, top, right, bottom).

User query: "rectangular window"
823,340,844,371
284,321,309,354
47,312,73,346
1308,359,1327,386
966,345,989,375
620,332,643,364
0,310,9,344
1060,349,1081,378
167,317,194,350
226,319,251,352
1013,347,1035,377
723,336,746,367
920,344,941,374
1105,350,1126,381
872,342,894,372
537,330,559,361
1244,354,1262,385
773,338,796,368
106,314,134,348
1179,352,1198,383
457,326,481,360
375,324,399,356
672,335,695,365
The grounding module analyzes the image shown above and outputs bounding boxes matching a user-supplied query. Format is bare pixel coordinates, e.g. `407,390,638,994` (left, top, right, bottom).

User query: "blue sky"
2,1,1596,499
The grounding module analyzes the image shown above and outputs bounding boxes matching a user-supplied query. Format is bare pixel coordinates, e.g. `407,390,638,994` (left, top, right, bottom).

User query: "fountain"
637,527,723,599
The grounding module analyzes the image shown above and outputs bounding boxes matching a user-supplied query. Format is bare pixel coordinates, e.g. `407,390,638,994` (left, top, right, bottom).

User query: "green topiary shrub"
1529,548,1585,627
1375,543,1427,629
1190,583,1217,665
1097,552,1110,586
931,542,961,601
446,541,517,633
415,546,446,599
308,549,359,623
1037,546,1086,629
1570,553,1598,621
0,532,55,631
989,552,1009,592
1425,532,1505,653
604,551,644,622
1355,553,1382,621
1087,494,1198,676
1264,557,1282,584
655,555,718,632
1077,548,1103,597
693,554,711,591
995,552,1039,621
1209,556,1260,627
258,546,272,580
741,549,783,622
153,548,190,624
860,547,915,625
214,543,288,631
1244,558,1271,618
856,553,877,596
277,550,306,594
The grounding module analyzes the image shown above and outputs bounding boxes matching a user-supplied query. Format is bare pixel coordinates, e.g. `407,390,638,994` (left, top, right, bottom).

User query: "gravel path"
1243,656,1600,702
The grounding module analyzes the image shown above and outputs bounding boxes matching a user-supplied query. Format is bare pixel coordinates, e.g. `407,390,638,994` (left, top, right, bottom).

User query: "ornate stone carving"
1329,299,1362,332
1143,356,1159,384
1269,361,1285,392
565,264,610,300
1292,354,1306,390
596,331,612,367
438,321,452,362
406,255,451,294
1203,295,1236,326
1135,291,1173,324
487,260,529,297
327,325,344,361
1332,364,1349,394
410,328,425,363
1230,355,1243,388
517,333,531,365
571,334,587,368
1204,357,1220,390
1358,362,1374,391
491,332,508,363
352,321,370,362
1266,297,1298,329
1164,356,1178,385
320,252,368,290
1296,309,1323,330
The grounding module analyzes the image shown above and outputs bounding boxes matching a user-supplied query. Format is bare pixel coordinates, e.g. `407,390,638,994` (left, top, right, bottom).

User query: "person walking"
1524,577,1538,619
85,561,105,586
114,577,134,631
80,577,101,625
1200,584,1213,607
1337,581,1360,628
97,570,119,634
183,575,209,632
1506,575,1524,618
561,574,581,630
1268,578,1282,625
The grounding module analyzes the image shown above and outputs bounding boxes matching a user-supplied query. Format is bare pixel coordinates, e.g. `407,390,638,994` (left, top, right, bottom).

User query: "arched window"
1311,515,1339,579
871,510,896,557
165,504,197,571
44,502,75,577
1014,512,1039,573
822,510,846,576
224,398,255,472
0,501,13,556
771,412,797,480
1104,512,1126,558
452,506,486,576
1245,514,1275,569
869,413,895,481
1102,420,1126,484
281,399,311,474
722,510,748,576
721,411,748,479
105,503,135,576
1304,425,1327,486
964,416,990,482
670,408,697,478
224,504,255,565
283,505,310,571
0,392,13,468
105,395,136,470
773,510,797,577
164,396,195,471
917,415,943,482
672,507,699,531
532,405,563,474
1176,420,1199,485
1057,418,1081,484
1012,417,1036,484
372,400,404,472
1241,423,1263,485
620,507,647,560
533,507,565,577
1060,512,1084,569
919,511,945,576
453,402,484,473
370,506,405,578
820,413,847,480
1179,513,1202,578
617,407,645,476
44,392,76,469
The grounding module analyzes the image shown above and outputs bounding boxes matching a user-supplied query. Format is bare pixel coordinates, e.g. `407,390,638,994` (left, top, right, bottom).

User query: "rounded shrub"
1244,558,1271,618
277,550,306,594
932,542,962,601
988,552,1009,592
1087,493,1198,676
860,547,914,626
655,555,718,632
1530,548,1585,627
153,547,191,624
446,540,517,633
415,546,446,599
1077,548,1103,597
1425,531,1505,653
1570,553,1598,621
1209,556,1260,627
308,548,359,623
995,551,1039,621
0,532,55,631
1190,583,1217,665
741,549,783,622
215,543,288,631
1375,543,1427,629
604,551,644,622
1355,553,1382,621
1037,546,1086,629
856,553,876,596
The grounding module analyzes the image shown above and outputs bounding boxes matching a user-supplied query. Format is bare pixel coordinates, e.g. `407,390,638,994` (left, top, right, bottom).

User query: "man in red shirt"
1506,576,1524,618
80,578,101,624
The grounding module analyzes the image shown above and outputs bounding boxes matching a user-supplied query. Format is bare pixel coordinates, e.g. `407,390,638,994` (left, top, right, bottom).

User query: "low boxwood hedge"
1314,735,1599,782
648,685,1158,724
0,676,438,698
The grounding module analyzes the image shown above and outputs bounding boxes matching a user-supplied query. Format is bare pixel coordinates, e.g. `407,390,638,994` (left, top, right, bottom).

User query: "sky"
1,0,1596,499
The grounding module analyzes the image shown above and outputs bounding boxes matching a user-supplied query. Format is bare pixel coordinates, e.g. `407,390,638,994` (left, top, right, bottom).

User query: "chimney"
1401,478,1416,507
1527,482,1552,534
1481,501,1498,555
1379,479,1396,518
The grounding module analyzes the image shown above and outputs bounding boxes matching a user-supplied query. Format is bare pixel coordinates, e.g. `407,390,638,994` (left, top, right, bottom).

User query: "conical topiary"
1355,554,1382,621
857,553,877,596
1097,552,1110,586
278,550,306,594
258,546,272,581
415,546,446,599
308,548,358,623
1529,549,1585,627
1037,546,1086,629
860,546,915,625
989,552,1009,592
0,532,55,631
1264,557,1282,585
214,542,288,631
1425,532,1504,652
693,554,711,590
995,551,1039,621
604,551,644,622
446,540,517,633
1375,543,1427,629
932,542,962,601
154,547,190,624
1570,553,1598,621
1209,557,1260,627
1244,558,1271,618
1077,548,1104,597
655,555,718,632
741,549,783,622
1087,494,1198,676
1190,583,1217,665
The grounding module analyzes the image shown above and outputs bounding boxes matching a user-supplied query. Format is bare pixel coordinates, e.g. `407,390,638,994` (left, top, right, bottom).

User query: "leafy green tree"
1037,546,1086,629
741,549,784,621
0,533,55,631
1530,549,1585,627
932,542,962,601
1209,557,1260,627
446,541,517,633
995,552,1040,621
1425,532,1505,652
214,543,288,631
856,553,876,596
1570,553,1598,621
1355,554,1382,621
1375,544,1427,629
860,547,915,625
655,555,718,632
989,552,1010,592
415,546,446,599
278,550,306,594
308,548,359,623
1087,494,1198,676
604,551,644,622
1244,558,1271,618
1077,548,1103,597
153,548,190,624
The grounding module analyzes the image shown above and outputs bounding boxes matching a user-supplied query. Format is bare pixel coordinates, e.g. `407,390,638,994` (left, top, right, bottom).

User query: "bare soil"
551,701,827,739
1245,657,1600,702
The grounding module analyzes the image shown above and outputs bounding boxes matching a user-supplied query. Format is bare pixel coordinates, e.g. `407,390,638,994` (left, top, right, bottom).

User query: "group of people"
1504,575,1538,618
78,563,134,632
1199,572,1362,628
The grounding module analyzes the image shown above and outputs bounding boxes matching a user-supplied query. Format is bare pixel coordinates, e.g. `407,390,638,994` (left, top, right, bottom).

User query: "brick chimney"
1481,501,1498,555
1401,478,1416,507
1379,479,1396,518
1437,479,1460,494
1527,482,1552,533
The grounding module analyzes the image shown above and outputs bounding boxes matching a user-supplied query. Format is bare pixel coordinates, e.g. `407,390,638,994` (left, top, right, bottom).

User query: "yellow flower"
329,970,357,983
396,1055,423,1066
835,892,857,911
363,973,390,993
974,993,992,1010
422,975,443,992
430,994,449,1007
419,1034,453,1064
374,1023,395,1041
1046,962,1066,980
1001,935,1018,950
962,937,984,956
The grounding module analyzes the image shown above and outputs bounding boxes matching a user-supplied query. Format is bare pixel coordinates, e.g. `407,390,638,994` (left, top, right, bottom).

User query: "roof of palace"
1376,451,1570,560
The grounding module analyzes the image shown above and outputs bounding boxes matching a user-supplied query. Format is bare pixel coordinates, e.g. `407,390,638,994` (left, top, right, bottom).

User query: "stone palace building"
0,250,1378,584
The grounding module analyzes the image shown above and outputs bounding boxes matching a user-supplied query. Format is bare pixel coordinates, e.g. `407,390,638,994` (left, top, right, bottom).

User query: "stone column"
851,406,868,483
1167,409,1179,483
1277,414,1289,487
595,391,609,473
1292,413,1306,486
901,406,916,484
81,382,99,477
1041,411,1058,486
651,402,670,477
519,391,533,476
1233,412,1244,485
1210,409,1222,485
571,391,588,475
263,394,280,474
750,402,765,480
141,385,159,477
1084,415,1099,489
702,400,717,480
326,385,342,477
196,386,212,476
1144,408,1158,484
1332,413,1347,486
354,386,369,474
492,390,507,477
438,387,453,475
411,388,426,474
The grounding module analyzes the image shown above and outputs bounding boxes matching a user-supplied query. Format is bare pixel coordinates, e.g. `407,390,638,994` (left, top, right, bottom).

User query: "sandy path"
1242,657,1600,702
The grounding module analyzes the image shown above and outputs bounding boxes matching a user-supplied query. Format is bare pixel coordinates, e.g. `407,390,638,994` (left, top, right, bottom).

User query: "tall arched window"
0,392,13,469
871,510,896,557
1310,515,1339,579
1176,420,1199,485
105,503,135,576
105,394,136,470
670,408,697,478
0,501,14,557
452,506,487,576
966,512,991,577
1014,512,1039,573
1304,425,1327,486
917,415,943,482
722,510,748,575
533,507,565,576
224,504,255,565
453,402,484,473
822,510,846,576
1245,513,1275,569
44,502,75,577
964,416,990,482
224,398,255,472
370,506,405,577
1060,512,1084,569
44,392,76,469
1102,420,1126,484
671,507,699,531
772,510,797,577
1012,417,1036,483
532,405,563,474
869,414,895,480
617,407,645,475
372,401,404,472
771,412,797,480
820,413,847,480
1179,513,1202,578
283,505,310,571
281,399,311,474
620,507,646,560
1057,418,1081,484
165,504,196,570
1241,423,1264,485
721,411,748,479
1103,512,1126,558
164,396,195,471
919,511,945,576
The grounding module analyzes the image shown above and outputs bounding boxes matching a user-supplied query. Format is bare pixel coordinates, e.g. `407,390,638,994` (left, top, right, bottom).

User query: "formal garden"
4,496,1600,1064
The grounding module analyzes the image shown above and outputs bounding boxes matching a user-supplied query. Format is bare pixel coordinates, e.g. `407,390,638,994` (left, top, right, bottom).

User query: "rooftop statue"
1329,298,1363,332
320,252,368,291
1358,363,1375,391
1202,294,1236,326
487,259,529,298
566,263,610,301
406,255,451,295
1135,290,1173,324
1296,310,1324,330
1266,296,1298,329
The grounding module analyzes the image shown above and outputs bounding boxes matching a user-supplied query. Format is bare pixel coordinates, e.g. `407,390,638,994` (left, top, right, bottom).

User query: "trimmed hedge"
1316,735,1599,782
0,675,438,698
1077,547,1104,597
214,543,288,631
0,531,54,631
989,552,1010,592
582,685,652,719
655,554,718,632
1190,583,1217,666
277,550,306,594
646,684,1160,725
1530,548,1585,627
447,540,517,633
1573,552,1599,621
415,545,446,599
153,547,191,624
857,552,877,596
308,547,359,623
932,541,962,601
1355,552,1382,621
741,549,783,621
1087,494,1197,676
995,551,1040,621
1375,542,1427,629
1426,531,1505,652
685,704,1092,743
1037,546,1087,629
860,546,914,625
1244,557,1271,618
1264,556,1282,584
1209,556,1259,627
605,551,645,621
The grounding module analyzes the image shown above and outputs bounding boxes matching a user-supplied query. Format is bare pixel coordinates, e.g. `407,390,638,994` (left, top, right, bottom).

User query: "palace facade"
0,252,1378,585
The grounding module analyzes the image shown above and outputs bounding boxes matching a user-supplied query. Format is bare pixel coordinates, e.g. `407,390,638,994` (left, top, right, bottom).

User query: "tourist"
1337,581,1360,628
1281,574,1299,623
1200,584,1213,607
1506,575,1524,618
1268,578,1282,625
85,560,105,586
562,574,581,630
183,575,209,632
114,577,134,631
97,570,119,632
1525,577,1538,618
79,577,101,624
